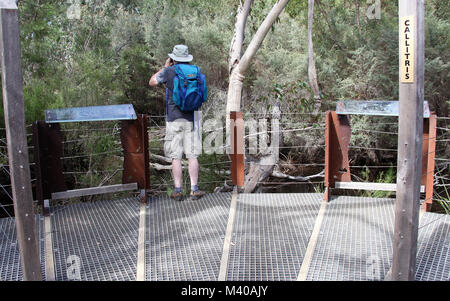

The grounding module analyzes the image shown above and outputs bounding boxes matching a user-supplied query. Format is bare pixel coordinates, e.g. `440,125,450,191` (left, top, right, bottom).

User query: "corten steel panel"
421,117,430,186
121,115,150,191
32,121,67,205
324,111,351,201
230,112,244,187
421,114,437,212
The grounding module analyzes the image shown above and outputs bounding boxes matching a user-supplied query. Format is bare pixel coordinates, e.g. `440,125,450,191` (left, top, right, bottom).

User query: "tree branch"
238,0,290,74
229,0,254,74
271,169,325,181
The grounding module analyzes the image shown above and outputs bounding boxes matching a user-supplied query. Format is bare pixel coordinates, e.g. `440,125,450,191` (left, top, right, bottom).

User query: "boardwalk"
1,192,449,281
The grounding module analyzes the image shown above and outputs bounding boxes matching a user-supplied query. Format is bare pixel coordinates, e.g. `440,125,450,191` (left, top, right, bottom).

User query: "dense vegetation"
0,0,448,214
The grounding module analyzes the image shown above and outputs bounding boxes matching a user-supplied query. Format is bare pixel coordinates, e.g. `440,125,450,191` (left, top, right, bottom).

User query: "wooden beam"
392,0,425,281
335,181,425,193
297,199,327,280
44,215,55,281
136,203,146,281
51,183,138,200
0,1,42,281
218,187,239,280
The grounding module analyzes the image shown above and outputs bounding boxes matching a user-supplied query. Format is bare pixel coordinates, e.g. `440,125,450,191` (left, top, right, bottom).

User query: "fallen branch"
150,162,231,175
271,169,325,181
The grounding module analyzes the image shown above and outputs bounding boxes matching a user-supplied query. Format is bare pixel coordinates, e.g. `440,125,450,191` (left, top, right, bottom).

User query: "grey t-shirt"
156,63,194,122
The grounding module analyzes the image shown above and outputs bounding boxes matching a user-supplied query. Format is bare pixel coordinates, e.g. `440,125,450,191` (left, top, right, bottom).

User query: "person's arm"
149,58,173,87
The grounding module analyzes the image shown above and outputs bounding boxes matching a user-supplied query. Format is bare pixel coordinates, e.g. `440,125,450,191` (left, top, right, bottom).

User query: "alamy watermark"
66,255,81,280
366,0,381,20
366,254,381,280
67,0,81,20
182,110,281,158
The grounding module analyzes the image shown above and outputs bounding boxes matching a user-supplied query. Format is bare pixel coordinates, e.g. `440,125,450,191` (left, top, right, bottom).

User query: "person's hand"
164,58,173,67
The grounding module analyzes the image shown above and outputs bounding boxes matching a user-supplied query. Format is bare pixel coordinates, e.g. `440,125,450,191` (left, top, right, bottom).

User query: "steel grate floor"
227,193,322,281
145,192,231,281
306,196,396,281
51,197,140,281
416,212,450,281
1,193,449,281
0,216,45,281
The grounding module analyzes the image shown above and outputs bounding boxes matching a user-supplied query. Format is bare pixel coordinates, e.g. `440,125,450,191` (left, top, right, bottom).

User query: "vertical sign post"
0,0,42,280
392,0,425,281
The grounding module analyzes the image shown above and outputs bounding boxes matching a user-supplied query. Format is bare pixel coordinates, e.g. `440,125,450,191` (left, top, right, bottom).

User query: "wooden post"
392,0,425,281
0,1,42,280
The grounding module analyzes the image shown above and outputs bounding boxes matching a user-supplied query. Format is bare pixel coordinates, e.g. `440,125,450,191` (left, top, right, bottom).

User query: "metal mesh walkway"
145,192,231,280
227,193,322,281
1,193,449,281
306,196,395,281
0,216,45,281
51,197,140,281
416,212,450,281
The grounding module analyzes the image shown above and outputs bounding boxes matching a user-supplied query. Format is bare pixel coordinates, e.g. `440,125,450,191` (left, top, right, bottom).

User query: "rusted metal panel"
121,115,150,197
330,112,351,183
421,117,430,186
324,112,331,201
230,112,244,188
323,112,351,201
421,114,436,212
32,121,66,206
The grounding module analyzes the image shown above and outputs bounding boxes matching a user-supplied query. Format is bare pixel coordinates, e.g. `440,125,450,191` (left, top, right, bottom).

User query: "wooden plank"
0,2,42,281
44,215,55,281
136,203,146,281
51,183,138,200
392,0,425,281
297,199,327,281
218,187,239,280
335,181,425,193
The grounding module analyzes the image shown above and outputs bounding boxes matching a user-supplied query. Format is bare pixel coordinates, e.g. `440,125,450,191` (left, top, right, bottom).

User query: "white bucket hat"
168,45,193,62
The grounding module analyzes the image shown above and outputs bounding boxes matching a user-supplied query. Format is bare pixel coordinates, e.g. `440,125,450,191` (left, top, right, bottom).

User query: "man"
149,45,206,201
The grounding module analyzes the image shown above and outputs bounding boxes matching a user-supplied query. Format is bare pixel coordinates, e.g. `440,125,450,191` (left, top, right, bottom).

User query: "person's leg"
188,157,199,189
172,159,183,189
164,121,184,200
184,121,205,199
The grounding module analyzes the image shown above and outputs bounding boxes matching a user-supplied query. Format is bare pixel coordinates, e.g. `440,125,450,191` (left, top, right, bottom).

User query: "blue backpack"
168,64,207,112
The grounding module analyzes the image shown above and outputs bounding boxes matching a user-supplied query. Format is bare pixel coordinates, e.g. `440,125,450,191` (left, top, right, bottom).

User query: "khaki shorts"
164,120,202,159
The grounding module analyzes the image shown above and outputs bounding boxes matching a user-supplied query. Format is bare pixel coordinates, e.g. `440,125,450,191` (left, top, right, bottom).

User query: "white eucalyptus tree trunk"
308,0,321,113
225,0,291,191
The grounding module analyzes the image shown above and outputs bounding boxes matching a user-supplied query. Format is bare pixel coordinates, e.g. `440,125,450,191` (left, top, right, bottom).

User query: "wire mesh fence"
0,110,448,218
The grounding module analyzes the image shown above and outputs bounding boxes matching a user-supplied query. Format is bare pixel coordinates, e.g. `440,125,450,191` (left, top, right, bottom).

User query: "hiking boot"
170,191,184,202
190,190,206,200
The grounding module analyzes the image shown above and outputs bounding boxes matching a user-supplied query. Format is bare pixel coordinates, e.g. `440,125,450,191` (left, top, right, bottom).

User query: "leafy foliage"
0,0,448,205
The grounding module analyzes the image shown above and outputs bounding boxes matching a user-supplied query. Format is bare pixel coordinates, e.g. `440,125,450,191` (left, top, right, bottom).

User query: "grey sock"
191,185,199,192
174,187,182,193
